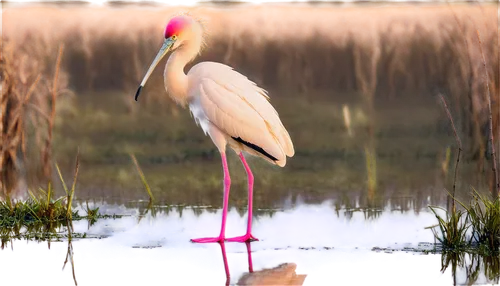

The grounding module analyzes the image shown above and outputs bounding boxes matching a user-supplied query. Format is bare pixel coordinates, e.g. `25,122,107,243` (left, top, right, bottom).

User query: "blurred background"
1,0,498,213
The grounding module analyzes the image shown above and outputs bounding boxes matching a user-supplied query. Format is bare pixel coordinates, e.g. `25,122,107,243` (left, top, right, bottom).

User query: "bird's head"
135,15,205,101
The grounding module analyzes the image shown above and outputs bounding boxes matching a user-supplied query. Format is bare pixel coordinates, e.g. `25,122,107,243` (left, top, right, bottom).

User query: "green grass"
0,155,125,244
1,183,76,228
0,154,81,228
0,196,121,248
429,188,500,256
0,188,111,228
466,188,500,254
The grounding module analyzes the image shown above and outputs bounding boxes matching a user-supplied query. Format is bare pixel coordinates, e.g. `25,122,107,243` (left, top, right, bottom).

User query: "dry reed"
2,5,497,96
438,93,462,212
0,37,69,196
476,30,499,195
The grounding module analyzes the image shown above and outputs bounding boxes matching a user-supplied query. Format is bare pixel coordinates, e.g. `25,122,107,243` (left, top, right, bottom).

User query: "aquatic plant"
429,188,500,255
1,149,157,239
428,16,500,251
0,153,80,228
430,203,471,251
466,187,500,250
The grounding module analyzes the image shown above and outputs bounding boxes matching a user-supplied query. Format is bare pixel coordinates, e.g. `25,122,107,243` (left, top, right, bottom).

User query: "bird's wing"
190,62,294,160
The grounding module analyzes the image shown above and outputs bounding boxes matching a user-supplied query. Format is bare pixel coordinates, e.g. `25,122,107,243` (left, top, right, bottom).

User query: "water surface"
3,203,452,286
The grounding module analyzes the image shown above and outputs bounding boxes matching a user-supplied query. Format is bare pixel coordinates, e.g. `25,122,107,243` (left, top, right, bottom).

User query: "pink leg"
226,153,258,242
191,153,231,243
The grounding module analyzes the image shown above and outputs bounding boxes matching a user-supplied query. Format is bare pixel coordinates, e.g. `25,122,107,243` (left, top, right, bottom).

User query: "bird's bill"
135,37,176,101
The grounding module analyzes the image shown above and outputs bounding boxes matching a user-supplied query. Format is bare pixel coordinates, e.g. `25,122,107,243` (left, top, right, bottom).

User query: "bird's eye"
171,35,178,40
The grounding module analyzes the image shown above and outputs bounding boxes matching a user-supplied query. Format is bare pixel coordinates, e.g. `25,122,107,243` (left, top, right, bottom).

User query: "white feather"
187,62,294,166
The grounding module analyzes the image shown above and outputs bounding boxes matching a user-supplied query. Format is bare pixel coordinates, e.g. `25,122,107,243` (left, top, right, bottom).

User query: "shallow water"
2,202,499,285
0,203,444,285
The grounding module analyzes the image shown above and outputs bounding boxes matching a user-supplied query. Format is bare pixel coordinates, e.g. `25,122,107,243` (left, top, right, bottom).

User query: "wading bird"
135,15,294,243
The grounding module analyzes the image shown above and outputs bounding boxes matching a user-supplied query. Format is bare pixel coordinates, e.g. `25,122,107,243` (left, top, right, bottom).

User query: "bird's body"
135,14,294,243
187,62,294,167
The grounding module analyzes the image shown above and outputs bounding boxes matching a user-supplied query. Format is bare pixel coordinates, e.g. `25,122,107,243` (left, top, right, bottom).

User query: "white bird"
135,14,294,243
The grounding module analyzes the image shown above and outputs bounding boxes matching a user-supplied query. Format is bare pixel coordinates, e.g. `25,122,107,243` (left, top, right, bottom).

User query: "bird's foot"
191,236,225,243
225,233,258,243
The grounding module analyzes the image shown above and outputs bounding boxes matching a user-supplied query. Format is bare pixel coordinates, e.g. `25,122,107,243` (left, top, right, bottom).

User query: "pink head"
164,16,190,39
163,15,205,45
135,15,204,101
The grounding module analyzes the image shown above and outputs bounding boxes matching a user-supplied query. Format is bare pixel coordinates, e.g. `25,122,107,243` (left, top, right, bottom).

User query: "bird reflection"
218,242,306,286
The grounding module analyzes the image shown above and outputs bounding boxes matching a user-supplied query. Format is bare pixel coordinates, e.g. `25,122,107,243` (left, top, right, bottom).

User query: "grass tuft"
430,203,471,250
429,188,500,255
0,151,118,243
468,187,500,251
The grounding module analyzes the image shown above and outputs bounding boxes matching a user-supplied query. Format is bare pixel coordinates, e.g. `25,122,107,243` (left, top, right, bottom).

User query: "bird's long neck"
164,40,201,107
